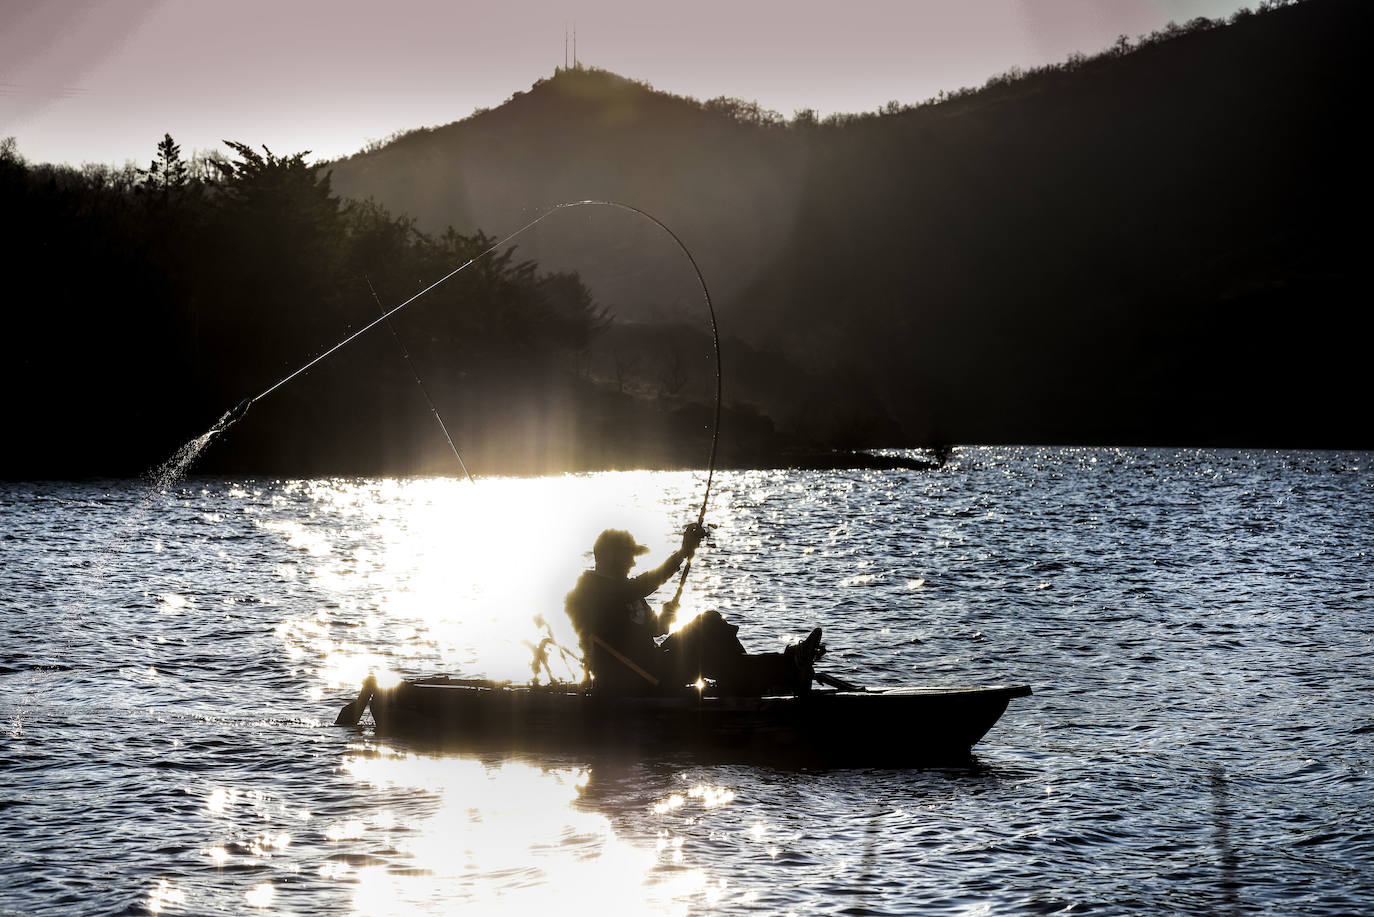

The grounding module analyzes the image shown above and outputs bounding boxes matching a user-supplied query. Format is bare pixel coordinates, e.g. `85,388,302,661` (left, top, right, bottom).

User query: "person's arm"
629,550,688,596
628,524,706,597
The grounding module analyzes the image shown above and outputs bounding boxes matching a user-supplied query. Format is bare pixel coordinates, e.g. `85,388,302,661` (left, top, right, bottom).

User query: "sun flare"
268,472,715,689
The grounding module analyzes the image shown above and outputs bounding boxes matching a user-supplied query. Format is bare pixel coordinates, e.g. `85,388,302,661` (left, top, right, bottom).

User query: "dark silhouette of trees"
139,133,189,194
0,134,633,477
3,0,1367,478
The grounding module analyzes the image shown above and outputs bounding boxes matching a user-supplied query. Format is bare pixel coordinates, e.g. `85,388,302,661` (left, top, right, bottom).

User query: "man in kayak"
565,525,824,695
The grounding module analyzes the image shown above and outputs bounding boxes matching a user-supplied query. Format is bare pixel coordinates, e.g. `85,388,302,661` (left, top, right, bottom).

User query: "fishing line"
221,200,722,517
249,212,550,405
365,275,476,484
184,200,723,608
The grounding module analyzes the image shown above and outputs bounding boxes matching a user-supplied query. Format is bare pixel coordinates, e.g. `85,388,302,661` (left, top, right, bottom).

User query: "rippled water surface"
2,448,1371,916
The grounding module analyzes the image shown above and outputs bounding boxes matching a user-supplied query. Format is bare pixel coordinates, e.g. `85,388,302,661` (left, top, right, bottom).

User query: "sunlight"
157,592,189,611
145,879,185,914
270,472,710,690
338,744,708,916
244,882,274,909
205,787,233,814
686,783,736,809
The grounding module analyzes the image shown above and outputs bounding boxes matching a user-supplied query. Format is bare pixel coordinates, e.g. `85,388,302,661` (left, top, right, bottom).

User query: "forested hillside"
3,0,1367,479
330,0,1370,448
0,140,652,477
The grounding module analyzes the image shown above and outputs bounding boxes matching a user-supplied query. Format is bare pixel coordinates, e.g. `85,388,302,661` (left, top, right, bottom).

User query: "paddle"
334,675,377,726
813,670,866,692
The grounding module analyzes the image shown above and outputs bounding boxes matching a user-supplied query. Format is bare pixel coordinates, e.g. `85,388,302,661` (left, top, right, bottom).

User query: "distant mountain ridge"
328,67,803,325
327,0,1370,448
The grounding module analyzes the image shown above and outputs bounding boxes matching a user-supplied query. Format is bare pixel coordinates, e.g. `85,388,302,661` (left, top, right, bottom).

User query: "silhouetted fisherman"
565,525,823,695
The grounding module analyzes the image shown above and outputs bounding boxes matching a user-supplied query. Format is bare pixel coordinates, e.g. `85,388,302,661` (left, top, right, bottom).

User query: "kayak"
337,676,1033,766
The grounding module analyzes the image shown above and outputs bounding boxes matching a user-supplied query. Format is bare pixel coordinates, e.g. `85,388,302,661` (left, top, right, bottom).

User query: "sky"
3,0,1257,167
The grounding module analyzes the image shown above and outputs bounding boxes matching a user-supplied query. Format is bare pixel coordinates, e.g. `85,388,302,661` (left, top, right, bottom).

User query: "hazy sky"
4,0,1255,167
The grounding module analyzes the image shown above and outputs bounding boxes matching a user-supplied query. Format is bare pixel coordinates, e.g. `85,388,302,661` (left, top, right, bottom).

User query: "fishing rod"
206,200,723,556
366,275,475,484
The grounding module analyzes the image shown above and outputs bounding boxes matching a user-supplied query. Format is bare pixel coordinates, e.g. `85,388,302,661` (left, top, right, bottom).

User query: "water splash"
148,400,252,492
148,430,215,492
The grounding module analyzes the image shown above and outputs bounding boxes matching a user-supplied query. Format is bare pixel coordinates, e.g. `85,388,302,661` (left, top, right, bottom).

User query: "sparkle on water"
2,447,1371,916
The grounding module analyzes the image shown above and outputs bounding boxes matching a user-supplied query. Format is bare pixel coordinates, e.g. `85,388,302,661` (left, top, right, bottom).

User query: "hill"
328,0,1371,448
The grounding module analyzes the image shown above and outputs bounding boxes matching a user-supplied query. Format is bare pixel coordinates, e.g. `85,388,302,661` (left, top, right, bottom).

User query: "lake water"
2,448,1371,916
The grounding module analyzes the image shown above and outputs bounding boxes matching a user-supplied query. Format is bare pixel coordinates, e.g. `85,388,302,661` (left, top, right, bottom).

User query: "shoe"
799,627,824,668
787,627,824,694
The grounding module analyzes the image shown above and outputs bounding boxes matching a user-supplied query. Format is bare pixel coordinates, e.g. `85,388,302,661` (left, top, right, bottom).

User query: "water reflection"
145,878,186,913
258,471,838,914
339,744,711,915
269,473,716,698
1210,763,1242,917
329,743,986,915
4,450,1364,915
263,470,1028,913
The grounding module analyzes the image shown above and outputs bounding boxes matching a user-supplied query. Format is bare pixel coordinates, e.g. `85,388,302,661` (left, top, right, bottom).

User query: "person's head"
593,528,649,576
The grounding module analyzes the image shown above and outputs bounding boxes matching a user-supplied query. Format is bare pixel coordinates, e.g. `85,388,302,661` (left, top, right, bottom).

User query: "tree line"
0,135,620,477
5,0,1364,477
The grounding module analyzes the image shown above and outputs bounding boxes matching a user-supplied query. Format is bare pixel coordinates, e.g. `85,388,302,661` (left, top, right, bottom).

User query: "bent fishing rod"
211,200,724,567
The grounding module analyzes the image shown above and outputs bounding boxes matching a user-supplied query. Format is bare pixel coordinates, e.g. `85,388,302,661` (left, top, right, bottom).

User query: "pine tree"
140,133,188,193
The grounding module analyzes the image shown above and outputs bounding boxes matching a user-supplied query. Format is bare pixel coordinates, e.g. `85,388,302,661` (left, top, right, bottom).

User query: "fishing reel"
681,521,713,553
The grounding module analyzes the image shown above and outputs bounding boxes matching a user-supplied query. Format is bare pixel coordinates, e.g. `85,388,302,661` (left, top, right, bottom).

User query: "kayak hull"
361,678,1032,766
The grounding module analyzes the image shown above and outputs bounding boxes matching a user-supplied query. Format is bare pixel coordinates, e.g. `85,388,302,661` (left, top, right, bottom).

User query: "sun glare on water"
268,472,708,692
336,745,718,917
239,470,747,911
